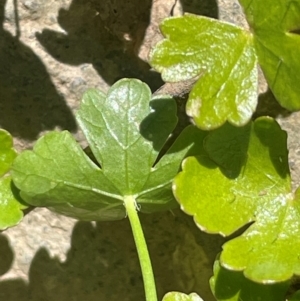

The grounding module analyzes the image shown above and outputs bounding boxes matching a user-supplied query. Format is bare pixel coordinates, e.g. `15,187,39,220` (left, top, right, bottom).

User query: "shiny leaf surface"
150,14,258,129
210,258,290,301
239,0,300,110
12,79,204,221
173,117,300,282
288,291,300,301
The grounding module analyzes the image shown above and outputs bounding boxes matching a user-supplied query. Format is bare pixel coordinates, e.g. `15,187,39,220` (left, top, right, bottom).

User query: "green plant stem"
124,195,158,301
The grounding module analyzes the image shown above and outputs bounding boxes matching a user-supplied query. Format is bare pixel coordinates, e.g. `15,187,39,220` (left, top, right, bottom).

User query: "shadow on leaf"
211,259,290,301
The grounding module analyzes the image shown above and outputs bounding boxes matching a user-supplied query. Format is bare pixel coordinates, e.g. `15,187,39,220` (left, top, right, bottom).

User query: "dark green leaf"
174,117,289,235
12,79,205,221
162,292,203,301
288,290,300,301
173,117,300,282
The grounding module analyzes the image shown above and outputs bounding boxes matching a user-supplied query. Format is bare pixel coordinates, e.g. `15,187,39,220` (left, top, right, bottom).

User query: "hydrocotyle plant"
1,0,300,300
0,129,26,230
147,0,300,299
11,78,206,301
150,0,300,129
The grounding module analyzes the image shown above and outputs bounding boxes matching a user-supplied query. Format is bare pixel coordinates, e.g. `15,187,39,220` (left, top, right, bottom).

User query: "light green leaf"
0,177,27,230
221,188,300,282
150,14,258,130
173,117,300,282
12,79,205,221
162,292,203,301
0,130,26,230
210,258,290,301
174,117,289,235
0,129,17,175
239,0,300,110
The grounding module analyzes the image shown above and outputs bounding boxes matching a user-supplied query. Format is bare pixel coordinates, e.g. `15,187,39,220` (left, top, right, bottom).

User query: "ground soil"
1,1,300,301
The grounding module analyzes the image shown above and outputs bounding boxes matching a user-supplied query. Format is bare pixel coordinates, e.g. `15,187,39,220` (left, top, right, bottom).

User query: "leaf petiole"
124,195,158,301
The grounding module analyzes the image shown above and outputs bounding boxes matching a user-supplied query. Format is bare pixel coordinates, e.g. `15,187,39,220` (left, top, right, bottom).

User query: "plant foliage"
210,258,290,301
12,79,204,221
239,0,300,110
162,292,203,301
173,117,300,283
150,0,300,130
0,130,26,230
150,15,257,130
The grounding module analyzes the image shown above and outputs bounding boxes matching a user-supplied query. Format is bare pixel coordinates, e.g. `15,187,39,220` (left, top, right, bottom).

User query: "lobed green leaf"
210,258,290,301
162,292,203,301
239,0,300,110
173,117,300,282
12,79,205,221
288,291,300,301
150,14,258,130
0,129,17,176
0,130,26,230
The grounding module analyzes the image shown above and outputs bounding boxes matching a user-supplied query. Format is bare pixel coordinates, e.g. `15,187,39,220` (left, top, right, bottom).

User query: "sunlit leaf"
0,129,17,175
150,14,258,130
221,187,300,282
0,130,26,230
12,79,205,221
210,258,290,301
239,0,300,110
174,117,289,235
173,117,300,282
162,291,203,301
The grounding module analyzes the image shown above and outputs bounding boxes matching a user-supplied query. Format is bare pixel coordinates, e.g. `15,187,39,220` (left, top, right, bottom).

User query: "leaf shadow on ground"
0,235,13,277
0,0,77,140
35,0,218,92
0,209,226,301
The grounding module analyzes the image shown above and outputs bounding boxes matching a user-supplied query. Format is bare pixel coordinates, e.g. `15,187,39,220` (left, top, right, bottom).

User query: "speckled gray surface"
1,1,300,301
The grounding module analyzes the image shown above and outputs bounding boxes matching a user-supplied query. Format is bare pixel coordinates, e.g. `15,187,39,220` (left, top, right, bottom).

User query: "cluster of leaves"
1,0,300,300
150,0,300,129
148,0,300,299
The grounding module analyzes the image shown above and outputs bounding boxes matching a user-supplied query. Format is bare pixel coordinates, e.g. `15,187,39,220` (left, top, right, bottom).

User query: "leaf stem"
124,195,158,301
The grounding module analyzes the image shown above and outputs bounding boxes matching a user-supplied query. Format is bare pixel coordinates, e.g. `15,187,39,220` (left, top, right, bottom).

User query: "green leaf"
150,14,258,130
162,292,203,301
173,117,300,282
0,130,26,230
239,0,300,110
0,177,27,230
0,129,17,175
288,291,300,301
174,117,290,235
220,187,300,282
210,258,290,301
12,79,205,221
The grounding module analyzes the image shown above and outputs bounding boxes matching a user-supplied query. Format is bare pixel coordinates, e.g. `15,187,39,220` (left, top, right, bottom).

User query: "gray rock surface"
1,0,300,301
